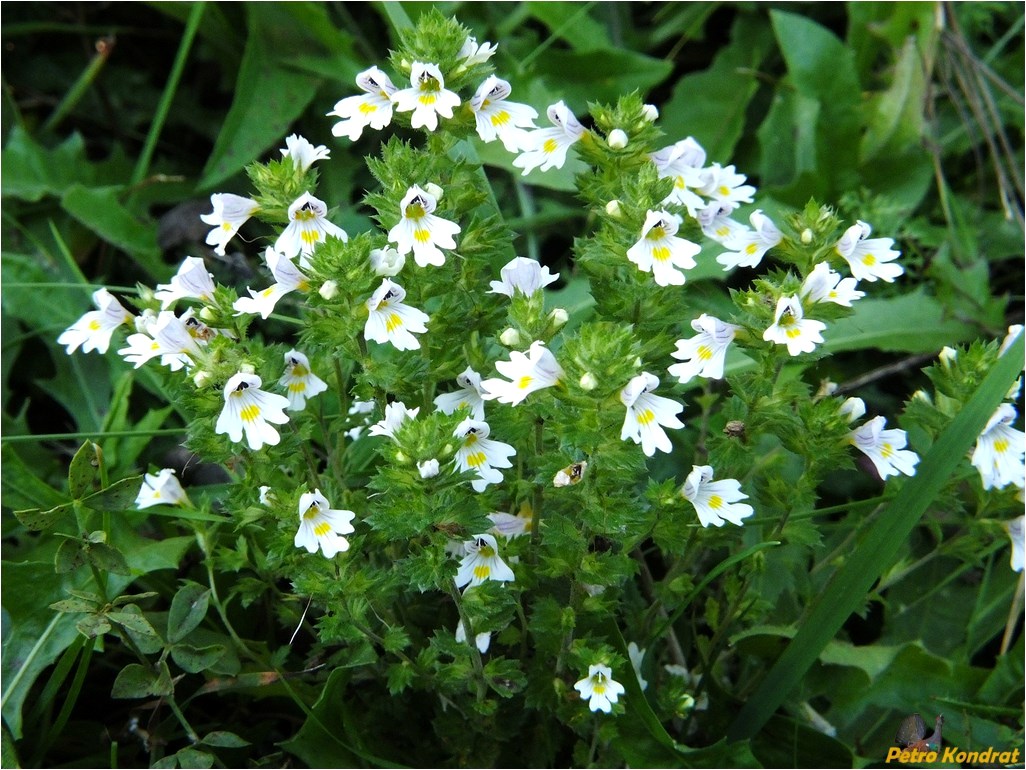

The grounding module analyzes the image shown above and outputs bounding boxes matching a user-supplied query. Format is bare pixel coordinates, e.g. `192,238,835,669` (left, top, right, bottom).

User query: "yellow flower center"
303,504,320,520
995,438,1010,454
300,229,321,245
289,381,307,394
708,494,723,509
418,93,438,106
413,228,431,243
745,243,758,255
542,138,559,154
490,110,510,127
88,319,101,331
863,253,877,266
636,409,655,426
313,522,331,537
473,564,491,580
240,404,261,423
517,375,533,390
359,102,378,115
385,313,403,332
697,344,713,361
881,443,893,459
466,451,487,468
651,246,671,262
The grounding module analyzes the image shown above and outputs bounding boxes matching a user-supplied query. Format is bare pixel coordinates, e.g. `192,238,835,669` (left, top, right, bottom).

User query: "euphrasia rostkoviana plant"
54,9,1024,759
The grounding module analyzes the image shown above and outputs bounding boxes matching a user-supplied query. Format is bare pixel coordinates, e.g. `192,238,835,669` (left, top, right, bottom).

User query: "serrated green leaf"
171,643,227,674
67,441,102,500
86,542,131,576
13,502,74,532
54,539,87,574
167,583,210,644
82,476,142,512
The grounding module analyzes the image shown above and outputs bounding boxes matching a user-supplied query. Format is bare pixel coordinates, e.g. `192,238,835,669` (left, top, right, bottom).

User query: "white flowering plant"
3,4,1024,768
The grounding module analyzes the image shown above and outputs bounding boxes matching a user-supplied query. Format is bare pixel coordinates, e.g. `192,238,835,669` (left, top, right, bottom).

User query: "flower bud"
604,199,623,218
135,308,158,334
417,459,440,479
395,451,407,463
607,129,628,149
641,104,659,122
939,346,958,367
548,308,569,330
239,363,256,375
578,372,597,391
319,280,338,300
499,327,522,347
370,248,405,277
911,389,933,404
193,370,212,388
199,306,216,322
425,183,444,200
800,228,814,244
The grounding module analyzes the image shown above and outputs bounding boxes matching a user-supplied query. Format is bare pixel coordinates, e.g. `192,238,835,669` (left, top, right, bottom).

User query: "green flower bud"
579,372,598,391
500,328,522,347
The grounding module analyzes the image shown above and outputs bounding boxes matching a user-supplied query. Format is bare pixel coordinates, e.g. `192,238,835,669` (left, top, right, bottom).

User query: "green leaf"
75,614,112,639
727,332,1025,741
107,608,161,639
167,583,210,644
860,36,927,160
533,48,673,106
54,539,88,574
171,643,227,674
111,664,162,699
175,747,214,769
750,713,853,767
1,445,68,511
526,2,611,51
85,542,131,576
60,185,162,277
200,731,251,748
82,476,143,512
13,502,74,532
0,129,104,202
67,441,101,500
198,4,323,189
49,599,97,614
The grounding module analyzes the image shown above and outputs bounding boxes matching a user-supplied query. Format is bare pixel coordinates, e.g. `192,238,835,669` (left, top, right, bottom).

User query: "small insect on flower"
294,489,356,559
553,461,588,487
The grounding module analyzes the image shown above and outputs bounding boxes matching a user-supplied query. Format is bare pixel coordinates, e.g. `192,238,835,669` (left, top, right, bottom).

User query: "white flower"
364,279,429,351
481,341,564,406
200,193,259,257
453,419,516,492
762,296,826,356
135,469,188,509
716,209,782,270
280,134,330,171
488,503,533,539
368,401,419,441
387,184,461,268
279,349,328,411
1005,516,1024,572
697,163,756,206
512,101,584,175
393,61,460,131
620,372,685,457
469,76,538,152
553,461,587,487
625,210,701,286
258,485,275,505
999,324,1024,356
369,247,406,277
574,663,625,714
58,288,133,355
800,262,865,307
215,372,291,451
434,366,487,421
328,66,398,141
681,465,754,527
668,314,739,383
650,137,707,212
607,129,628,149
834,220,903,283
971,403,1025,490
233,247,309,319
627,642,648,691
847,415,919,479
417,459,440,479
118,310,203,371
457,36,497,66
455,533,515,589
697,201,746,244
294,488,356,558
641,104,659,122
154,257,216,309
488,256,559,297
839,396,866,424
455,620,491,653
275,192,348,266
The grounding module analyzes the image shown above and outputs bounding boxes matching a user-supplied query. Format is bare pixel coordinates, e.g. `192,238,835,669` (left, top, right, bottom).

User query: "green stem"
1,428,185,444
447,584,487,701
530,417,545,558
41,36,115,133
165,694,199,744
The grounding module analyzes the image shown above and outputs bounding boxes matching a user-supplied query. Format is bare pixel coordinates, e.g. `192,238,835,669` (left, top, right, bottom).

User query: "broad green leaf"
75,614,112,639
85,542,131,576
200,731,251,748
167,583,210,644
1,445,68,511
13,502,74,532
171,643,227,674
533,48,673,106
861,36,928,160
107,608,161,639
54,539,87,574
60,185,162,276
727,333,1024,741
112,591,159,607
111,663,164,699
175,748,214,769
82,476,143,512
0,129,123,202
67,441,101,500
750,714,853,767
48,599,97,614
526,2,611,51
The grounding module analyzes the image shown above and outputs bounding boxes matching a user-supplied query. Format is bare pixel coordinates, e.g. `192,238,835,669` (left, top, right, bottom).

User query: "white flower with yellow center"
697,201,746,244
452,418,516,492
279,349,328,411
328,66,398,141
668,314,739,383
650,137,707,213
574,663,625,714
154,257,216,309
455,533,515,589
971,403,1025,490
58,288,133,355
134,468,189,510
800,261,865,307
1005,516,1024,573
280,133,330,171
626,210,701,287
434,366,487,421
697,163,756,206
215,372,291,451
716,209,782,270
488,256,559,297
368,401,420,441
620,372,685,457
834,220,903,283
200,193,259,257
681,465,754,527
233,247,310,319
118,310,204,371
275,192,348,266
469,76,538,152
762,296,826,356
513,101,585,175
842,402,919,480
364,278,429,351
481,341,564,406
388,184,461,268
294,488,356,558
393,62,460,131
